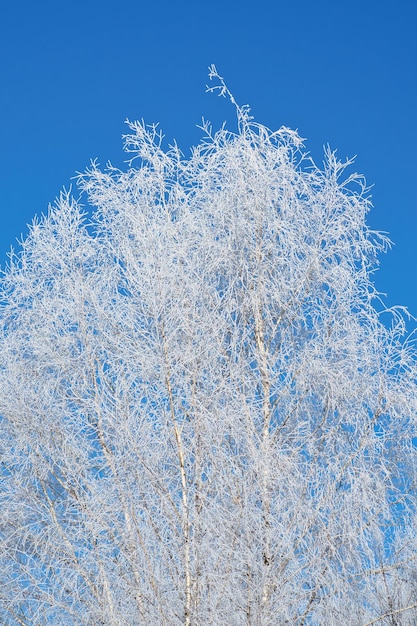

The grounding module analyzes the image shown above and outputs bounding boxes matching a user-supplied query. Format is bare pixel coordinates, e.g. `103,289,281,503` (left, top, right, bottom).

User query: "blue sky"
1,0,416,316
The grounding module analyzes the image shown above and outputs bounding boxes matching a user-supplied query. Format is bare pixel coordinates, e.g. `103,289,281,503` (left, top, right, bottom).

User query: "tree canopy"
1,69,417,625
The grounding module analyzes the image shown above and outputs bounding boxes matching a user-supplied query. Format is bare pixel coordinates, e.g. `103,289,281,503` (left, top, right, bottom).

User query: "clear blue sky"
1,0,416,316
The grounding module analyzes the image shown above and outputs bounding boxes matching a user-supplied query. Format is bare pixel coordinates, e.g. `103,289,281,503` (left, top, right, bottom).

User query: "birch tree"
1,68,417,625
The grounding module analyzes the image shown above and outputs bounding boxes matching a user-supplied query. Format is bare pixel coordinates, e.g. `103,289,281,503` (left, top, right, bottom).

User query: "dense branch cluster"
1,71,417,624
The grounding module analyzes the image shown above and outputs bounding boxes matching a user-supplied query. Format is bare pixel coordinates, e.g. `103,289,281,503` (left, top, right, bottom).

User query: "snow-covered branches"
1,77,417,625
